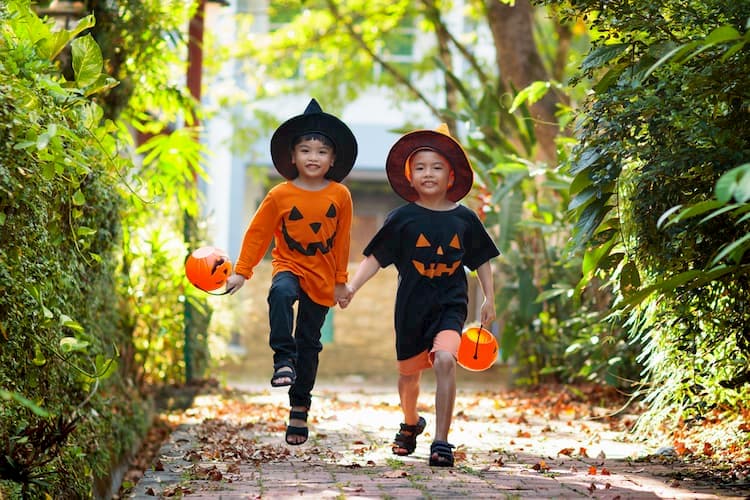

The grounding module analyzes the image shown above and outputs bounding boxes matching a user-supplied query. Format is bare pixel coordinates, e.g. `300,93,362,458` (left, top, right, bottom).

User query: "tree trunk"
485,0,560,162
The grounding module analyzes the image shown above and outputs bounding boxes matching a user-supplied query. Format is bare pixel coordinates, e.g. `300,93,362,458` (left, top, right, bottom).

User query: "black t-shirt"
364,203,500,360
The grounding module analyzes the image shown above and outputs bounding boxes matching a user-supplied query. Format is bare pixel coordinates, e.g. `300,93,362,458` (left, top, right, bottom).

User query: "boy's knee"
432,351,456,373
268,277,297,302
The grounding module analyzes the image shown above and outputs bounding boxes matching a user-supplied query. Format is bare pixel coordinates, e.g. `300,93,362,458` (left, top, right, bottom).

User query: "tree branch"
323,0,443,119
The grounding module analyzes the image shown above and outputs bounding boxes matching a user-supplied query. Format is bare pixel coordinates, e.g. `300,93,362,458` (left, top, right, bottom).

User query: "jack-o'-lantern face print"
281,203,337,256
411,232,462,278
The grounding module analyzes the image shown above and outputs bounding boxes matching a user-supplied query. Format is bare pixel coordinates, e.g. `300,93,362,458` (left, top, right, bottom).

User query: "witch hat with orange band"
385,123,474,202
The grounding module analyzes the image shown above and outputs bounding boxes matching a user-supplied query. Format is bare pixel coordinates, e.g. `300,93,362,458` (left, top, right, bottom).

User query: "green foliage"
545,0,750,424
0,0,211,496
0,1,147,497
119,127,210,386
439,58,641,385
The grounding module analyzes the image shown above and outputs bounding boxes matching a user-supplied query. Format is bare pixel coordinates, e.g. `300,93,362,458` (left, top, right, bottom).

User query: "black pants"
267,271,328,408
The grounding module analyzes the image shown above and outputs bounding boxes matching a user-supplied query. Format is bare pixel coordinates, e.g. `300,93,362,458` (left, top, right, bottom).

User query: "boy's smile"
292,138,335,181
408,150,453,198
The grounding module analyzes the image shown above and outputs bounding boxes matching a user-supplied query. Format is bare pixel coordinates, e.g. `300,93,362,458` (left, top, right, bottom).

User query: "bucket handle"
472,324,485,360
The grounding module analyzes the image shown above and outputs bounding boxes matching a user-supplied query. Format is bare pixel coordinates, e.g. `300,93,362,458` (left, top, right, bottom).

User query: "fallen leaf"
532,460,550,472
384,470,408,478
703,442,714,457
674,441,692,456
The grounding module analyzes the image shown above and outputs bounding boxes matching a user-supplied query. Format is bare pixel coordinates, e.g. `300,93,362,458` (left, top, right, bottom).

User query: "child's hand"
336,283,354,308
225,274,246,295
480,298,496,326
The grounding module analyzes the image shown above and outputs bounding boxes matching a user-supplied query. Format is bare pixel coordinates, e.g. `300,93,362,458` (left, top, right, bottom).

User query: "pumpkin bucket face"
457,326,498,371
185,246,232,292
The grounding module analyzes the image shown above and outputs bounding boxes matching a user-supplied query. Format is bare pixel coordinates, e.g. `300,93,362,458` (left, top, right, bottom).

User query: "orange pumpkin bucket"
185,246,232,293
457,325,498,371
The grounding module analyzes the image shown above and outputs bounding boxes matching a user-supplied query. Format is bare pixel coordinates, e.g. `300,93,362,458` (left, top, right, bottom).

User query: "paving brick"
129,384,750,499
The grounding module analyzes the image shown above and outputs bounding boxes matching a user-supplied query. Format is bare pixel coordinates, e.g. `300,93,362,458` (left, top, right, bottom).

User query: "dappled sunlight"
123,383,749,498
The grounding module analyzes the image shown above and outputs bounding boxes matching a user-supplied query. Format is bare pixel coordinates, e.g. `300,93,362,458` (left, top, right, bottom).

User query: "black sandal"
429,440,455,467
285,409,308,446
391,416,426,456
271,362,296,387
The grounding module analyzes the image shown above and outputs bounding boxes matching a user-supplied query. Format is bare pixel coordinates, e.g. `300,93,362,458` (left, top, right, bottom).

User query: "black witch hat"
270,99,358,182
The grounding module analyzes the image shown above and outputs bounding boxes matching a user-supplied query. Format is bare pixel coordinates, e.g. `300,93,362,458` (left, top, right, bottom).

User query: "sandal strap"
286,424,308,435
285,424,309,445
430,440,455,452
290,410,308,421
274,359,295,370
271,363,297,387
399,415,426,434
429,440,455,467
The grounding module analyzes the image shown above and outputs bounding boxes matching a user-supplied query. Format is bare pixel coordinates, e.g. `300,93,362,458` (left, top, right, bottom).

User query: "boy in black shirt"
340,124,499,467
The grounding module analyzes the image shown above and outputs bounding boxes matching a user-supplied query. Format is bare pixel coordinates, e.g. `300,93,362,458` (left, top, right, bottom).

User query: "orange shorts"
397,330,461,376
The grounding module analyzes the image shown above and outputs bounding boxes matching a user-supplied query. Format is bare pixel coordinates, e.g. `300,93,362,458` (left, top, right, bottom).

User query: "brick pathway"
129,383,750,499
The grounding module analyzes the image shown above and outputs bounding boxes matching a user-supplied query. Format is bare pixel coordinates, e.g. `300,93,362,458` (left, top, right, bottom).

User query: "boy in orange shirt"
340,124,498,466
226,99,357,445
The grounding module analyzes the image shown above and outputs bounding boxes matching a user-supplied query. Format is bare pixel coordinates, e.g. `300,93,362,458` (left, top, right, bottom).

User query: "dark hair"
292,132,335,150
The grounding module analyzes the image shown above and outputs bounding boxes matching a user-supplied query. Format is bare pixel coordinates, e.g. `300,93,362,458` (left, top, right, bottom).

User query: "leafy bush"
0,3,148,497
545,0,750,425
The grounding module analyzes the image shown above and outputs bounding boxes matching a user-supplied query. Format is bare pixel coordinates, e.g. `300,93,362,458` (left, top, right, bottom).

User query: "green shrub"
546,0,750,425
0,3,149,497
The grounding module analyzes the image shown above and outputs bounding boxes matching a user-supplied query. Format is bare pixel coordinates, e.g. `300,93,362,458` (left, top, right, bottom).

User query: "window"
377,15,417,79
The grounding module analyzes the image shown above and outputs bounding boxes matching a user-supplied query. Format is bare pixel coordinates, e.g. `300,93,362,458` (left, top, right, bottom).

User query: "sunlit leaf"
710,233,750,265
71,35,104,88
60,336,89,353
0,389,50,417
581,43,628,71
510,81,552,113
620,261,641,297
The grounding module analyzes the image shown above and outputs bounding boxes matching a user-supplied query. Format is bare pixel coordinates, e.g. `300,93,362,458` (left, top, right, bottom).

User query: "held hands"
336,283,355,309
225,273,246,295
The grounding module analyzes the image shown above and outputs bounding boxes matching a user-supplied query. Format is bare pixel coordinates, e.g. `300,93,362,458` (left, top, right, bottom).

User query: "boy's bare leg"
432,350,456,442
398,371,421,424
393,371,421,453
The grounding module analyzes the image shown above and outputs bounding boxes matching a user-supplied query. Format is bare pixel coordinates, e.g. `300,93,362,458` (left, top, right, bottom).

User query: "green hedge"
0,4,150,497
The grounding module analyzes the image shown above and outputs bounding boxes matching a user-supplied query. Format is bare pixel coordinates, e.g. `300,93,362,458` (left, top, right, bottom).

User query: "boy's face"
408,149,454,199
291,138,336,181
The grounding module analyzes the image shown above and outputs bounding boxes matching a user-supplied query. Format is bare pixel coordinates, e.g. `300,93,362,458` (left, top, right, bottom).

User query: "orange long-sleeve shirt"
234,181,352,307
